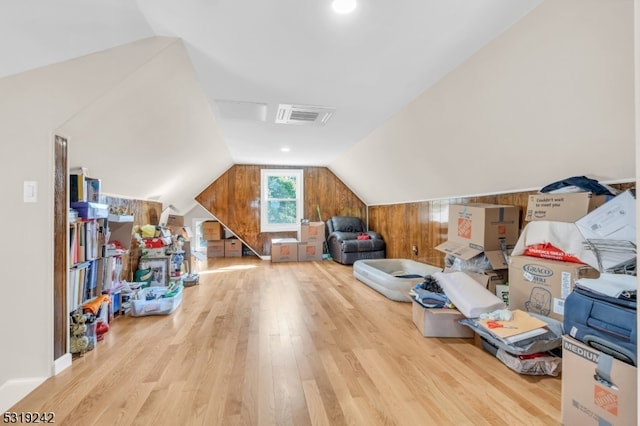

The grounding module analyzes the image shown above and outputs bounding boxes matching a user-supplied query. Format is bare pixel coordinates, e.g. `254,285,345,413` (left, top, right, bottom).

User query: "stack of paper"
478,310,549,344
576,189,636,272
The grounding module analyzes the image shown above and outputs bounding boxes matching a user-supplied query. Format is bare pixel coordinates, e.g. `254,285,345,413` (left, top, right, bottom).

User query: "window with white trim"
260,169,303,232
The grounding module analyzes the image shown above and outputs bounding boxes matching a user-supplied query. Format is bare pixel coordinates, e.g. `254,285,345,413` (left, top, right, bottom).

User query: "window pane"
267,200,297,224
260,168,303,233
268,175,297,199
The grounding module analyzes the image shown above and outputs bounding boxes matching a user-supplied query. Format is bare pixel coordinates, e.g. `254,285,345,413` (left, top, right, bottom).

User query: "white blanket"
576,273,637,298
511,221,599,268
433,271,506,318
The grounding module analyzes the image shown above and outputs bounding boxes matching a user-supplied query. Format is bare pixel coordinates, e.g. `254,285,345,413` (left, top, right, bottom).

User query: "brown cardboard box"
298,241,323,261
271,238,298,262
454,266,509,291
495,284,509,306
167,225,191,239
525,192,608,222
202,221,222,240
411,301,474,338
508,255,599,321
483,270,510,302
298,222,325,243
207,240,225,258
166,214,184,226
224,239,242,257
561,336,637,425
435,204,520,261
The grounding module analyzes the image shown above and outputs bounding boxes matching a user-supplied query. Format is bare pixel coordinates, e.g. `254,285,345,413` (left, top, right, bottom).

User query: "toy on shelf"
69,312,96,355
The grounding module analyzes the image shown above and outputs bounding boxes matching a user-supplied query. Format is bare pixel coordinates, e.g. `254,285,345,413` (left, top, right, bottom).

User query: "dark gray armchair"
326,216,385,265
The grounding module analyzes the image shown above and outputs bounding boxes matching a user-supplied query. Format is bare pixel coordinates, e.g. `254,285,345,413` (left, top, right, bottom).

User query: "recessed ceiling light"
332,0,356,14
281,147,290,152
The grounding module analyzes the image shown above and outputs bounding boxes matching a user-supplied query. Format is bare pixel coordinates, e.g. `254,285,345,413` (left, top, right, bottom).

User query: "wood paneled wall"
196,165,366,256
196,166,633,263
103,196,163,281
369,183,635,268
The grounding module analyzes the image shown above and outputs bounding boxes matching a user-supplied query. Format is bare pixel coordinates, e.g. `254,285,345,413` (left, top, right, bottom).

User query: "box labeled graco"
508,255,599,321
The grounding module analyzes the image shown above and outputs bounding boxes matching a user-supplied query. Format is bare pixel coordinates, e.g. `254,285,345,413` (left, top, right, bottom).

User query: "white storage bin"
130,285,183,316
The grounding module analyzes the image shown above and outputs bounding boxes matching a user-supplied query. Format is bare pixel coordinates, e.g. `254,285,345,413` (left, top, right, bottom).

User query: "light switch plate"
23,181,37,202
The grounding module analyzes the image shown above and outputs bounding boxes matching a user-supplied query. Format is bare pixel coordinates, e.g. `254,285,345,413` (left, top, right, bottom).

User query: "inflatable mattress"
353,259,442,302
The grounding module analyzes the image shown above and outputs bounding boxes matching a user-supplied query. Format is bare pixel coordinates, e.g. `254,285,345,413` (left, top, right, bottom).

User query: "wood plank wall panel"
370,183,634,268
54,135,68,360
104,196,162,281
230,165,261,246
196,165,367,256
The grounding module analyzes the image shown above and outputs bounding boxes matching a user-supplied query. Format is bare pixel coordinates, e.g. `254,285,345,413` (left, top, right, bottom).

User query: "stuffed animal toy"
69,312,89,354
70,312,97,355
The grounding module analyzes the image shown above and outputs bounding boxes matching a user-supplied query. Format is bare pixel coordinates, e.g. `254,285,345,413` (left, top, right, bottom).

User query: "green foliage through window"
261,170,303,232
266,176,298,225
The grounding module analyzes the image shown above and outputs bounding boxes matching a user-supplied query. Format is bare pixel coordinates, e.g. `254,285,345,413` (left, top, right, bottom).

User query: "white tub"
353,259,442,302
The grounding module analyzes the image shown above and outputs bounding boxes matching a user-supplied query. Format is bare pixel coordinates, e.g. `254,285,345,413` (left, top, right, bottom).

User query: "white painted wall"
0,36,232,412
331,0,635,205
58,39,232,214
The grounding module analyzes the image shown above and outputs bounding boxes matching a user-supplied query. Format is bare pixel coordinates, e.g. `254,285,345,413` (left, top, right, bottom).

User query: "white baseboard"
0,354,73,411
0,377,47,413
53,353,72,376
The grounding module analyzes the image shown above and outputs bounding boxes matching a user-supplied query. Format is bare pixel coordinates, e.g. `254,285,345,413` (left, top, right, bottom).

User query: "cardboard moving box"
508,255,599,321
436,203,520,261
525,192,608,222
166,214,184,227
298,241,323,261
224,239,242,257
298,221,325,243
271,238,298,262
202,221,223,240
561,336,637,426
207,240,225,258
411,300,474,338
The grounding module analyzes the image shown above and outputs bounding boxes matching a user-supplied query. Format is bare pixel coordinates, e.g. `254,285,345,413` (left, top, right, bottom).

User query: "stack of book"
70,166,101,203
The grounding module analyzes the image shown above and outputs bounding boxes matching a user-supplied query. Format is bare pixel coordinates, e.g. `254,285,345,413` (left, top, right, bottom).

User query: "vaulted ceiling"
2,0,635,213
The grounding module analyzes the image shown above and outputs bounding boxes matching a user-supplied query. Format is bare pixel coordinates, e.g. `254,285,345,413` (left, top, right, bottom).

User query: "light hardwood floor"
11,257,562,425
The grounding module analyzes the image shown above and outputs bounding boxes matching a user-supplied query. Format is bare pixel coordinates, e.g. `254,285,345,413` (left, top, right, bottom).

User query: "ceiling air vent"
275,104,335,126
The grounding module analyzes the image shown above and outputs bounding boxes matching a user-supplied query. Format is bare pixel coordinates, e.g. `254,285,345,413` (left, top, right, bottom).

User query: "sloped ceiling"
134,0,543,167
1,0,635,212
333,0,636,205
56,37,233,214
